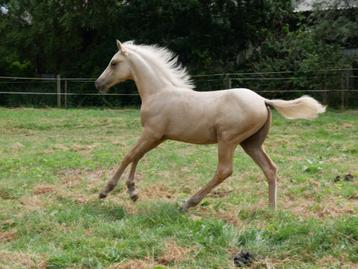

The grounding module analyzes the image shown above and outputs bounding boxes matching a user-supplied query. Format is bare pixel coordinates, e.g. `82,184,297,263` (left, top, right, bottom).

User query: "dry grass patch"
31,180,93,205
19,196,44,211
106,259,156,269
52,143,69,151
0,250,45,269
0,231,16,242
281,195,357,219
140,184,175,200
69,143,99,153
59,167,108,190
317,255,357,269
157,239,193,265
32,184,56,195
215,210,243,228
10,142,25,151
59,168,84,188
251,257,298,269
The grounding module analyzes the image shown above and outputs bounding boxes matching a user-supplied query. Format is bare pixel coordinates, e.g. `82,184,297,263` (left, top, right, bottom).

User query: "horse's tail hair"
265,95,326,120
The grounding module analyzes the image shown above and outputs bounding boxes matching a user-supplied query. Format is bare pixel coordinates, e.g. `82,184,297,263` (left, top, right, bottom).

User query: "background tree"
246,0,357,102
0,0,272,76
0,0,357,106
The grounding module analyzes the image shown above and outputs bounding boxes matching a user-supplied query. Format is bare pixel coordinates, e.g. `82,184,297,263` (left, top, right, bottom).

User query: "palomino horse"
95,40,325,211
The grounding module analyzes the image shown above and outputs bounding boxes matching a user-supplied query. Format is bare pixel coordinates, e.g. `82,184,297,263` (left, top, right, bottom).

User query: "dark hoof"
180,202,189,213
180,207,188,213
99,192,107,199
130,193,139,202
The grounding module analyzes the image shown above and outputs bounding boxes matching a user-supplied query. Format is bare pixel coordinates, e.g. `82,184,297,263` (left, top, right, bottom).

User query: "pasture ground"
0,108,357,269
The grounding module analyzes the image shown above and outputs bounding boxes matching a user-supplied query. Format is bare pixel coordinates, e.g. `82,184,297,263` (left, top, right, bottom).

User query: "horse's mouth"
95,81,109,93
98,87,109,94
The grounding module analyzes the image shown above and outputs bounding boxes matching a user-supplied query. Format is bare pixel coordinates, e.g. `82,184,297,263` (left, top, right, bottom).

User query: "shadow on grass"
81,201,127,221
47,197,127,225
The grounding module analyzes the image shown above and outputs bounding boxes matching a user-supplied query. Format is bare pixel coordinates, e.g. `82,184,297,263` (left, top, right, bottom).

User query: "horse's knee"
217,166,233,181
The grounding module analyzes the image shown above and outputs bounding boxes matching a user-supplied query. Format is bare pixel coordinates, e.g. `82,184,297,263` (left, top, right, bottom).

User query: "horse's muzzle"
95,79,107,93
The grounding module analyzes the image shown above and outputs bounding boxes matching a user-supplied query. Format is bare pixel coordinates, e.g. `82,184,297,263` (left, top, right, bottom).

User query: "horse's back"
204,88,268,143
155,88,268,144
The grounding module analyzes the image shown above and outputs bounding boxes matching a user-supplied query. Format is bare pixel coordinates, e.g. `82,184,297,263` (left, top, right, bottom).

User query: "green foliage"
1,1,357,107
0,0,275,76
248,2,357,94
0,0,124,76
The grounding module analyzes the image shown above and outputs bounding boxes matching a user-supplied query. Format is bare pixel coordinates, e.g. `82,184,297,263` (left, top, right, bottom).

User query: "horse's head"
95,40,132,93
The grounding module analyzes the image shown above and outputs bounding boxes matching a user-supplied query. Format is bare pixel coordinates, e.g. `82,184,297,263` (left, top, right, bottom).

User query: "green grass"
0,108,357,268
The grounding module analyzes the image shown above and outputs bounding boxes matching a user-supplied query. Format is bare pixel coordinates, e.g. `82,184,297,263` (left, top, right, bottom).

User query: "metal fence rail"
0,69,357,108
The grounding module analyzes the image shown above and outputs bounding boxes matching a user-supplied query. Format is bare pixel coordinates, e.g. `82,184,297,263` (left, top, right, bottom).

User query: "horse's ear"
116,40,128,55
116,40,122,50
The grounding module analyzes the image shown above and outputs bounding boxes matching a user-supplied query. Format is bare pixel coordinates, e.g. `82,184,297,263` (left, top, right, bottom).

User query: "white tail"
265,95,326,120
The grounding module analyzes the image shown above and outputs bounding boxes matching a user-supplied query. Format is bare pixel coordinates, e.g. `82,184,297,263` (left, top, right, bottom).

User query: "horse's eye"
111,61,118,67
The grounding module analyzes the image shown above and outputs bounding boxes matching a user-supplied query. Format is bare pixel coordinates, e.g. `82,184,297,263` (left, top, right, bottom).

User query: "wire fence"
0,68,357,108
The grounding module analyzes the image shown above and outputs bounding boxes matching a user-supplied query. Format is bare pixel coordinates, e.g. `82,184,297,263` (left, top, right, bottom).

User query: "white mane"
124,41,194,90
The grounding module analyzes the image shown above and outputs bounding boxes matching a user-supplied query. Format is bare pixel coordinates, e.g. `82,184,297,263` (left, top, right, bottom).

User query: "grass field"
0,108,357,269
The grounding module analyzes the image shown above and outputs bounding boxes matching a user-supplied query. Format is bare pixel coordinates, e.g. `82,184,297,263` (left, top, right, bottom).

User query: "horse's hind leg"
181,141,236,211
242,145,277,209
126,160,139,201
240,107,278,209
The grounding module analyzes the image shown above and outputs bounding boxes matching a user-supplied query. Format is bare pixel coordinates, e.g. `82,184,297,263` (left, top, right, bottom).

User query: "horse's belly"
165,121,217,144
167,134,217,145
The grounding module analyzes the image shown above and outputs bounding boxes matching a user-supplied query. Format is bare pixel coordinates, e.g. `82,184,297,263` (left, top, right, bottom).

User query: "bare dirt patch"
0,231,16,242
140,184,175,200
32,184,56,195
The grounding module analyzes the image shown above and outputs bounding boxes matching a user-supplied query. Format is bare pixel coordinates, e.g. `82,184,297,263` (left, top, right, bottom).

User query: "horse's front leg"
99,131,163,199
125,137,163,201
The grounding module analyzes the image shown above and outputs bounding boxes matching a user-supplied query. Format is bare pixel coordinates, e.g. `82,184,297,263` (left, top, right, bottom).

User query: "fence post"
56,74,61,108
64,79,68,109
223,74,232,89
321,72,328,105
340,70,350,110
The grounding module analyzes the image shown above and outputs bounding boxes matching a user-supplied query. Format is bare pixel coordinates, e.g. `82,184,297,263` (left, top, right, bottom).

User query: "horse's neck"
129,53,167,102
